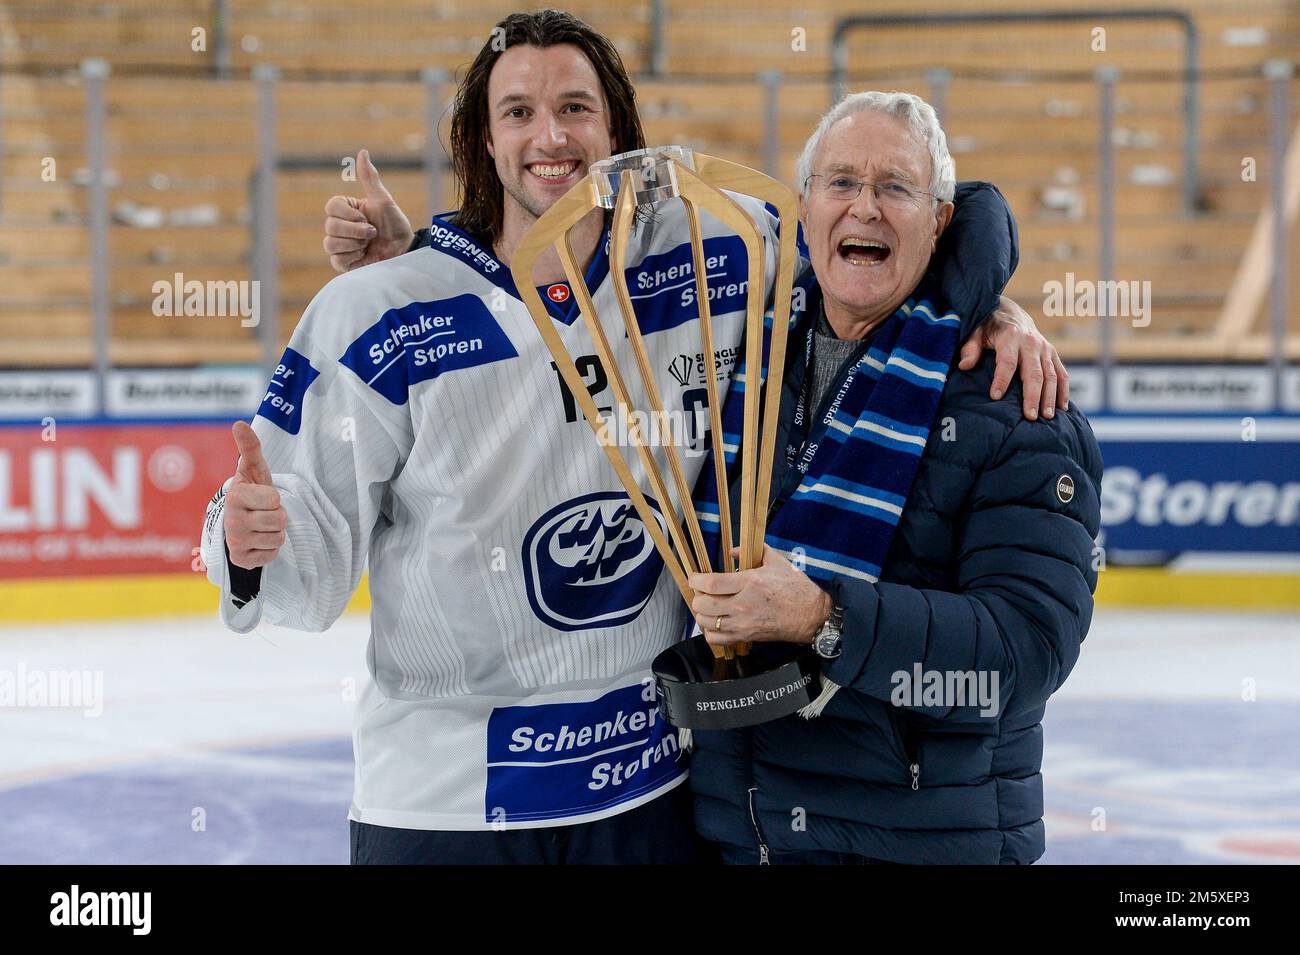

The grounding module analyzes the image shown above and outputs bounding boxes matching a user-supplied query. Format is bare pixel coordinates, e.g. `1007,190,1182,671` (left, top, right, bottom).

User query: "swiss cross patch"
546,283,571,303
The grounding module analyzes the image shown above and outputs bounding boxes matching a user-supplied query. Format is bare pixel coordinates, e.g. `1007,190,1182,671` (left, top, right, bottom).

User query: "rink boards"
0,415,1297,620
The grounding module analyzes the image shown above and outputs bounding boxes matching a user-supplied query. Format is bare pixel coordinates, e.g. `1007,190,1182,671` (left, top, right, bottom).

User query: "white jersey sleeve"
201,270,413,634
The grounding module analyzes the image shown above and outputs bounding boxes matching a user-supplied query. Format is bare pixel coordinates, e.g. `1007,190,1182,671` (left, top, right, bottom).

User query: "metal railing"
1,60,1295,413
831,8,1201,215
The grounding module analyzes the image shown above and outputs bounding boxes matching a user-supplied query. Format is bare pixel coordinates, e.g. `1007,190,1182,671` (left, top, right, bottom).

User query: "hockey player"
212,12,757,864
209,10,1065,864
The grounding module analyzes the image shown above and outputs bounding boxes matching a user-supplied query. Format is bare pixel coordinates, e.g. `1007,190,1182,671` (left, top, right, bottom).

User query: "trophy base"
652,636,822,730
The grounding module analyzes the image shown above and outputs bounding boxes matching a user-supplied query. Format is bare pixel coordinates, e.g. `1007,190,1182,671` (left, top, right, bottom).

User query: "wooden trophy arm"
509,179,695,605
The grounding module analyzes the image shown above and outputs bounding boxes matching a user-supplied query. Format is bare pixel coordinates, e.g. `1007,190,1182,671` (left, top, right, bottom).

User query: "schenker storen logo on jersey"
522,492,667,631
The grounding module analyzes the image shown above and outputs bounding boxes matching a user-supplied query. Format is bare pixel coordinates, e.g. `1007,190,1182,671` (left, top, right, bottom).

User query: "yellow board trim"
0,568,1297,625
1095,568,1300,609
0,574,372,624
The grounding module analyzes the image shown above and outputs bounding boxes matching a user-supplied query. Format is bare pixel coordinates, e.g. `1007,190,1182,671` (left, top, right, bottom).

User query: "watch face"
816,631,841,658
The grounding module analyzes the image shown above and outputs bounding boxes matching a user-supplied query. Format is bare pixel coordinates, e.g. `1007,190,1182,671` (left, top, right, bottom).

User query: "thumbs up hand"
323,148,415,272
224,421,287,569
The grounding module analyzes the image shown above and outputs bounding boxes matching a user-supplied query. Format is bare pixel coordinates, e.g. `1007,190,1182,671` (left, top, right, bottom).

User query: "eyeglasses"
804,173,937,209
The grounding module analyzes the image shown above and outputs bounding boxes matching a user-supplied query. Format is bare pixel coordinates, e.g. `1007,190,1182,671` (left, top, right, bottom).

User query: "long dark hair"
449,9,645,245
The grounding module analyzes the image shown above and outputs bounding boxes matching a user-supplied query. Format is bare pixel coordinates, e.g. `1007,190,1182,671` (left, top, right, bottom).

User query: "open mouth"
528,161,580,183
838,237,891,265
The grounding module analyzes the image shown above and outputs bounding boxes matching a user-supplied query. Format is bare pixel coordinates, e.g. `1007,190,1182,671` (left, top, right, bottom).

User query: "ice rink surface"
1,609,1297,864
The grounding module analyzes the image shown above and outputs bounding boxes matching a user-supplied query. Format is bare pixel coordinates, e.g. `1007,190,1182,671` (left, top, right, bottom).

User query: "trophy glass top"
590,145,696,209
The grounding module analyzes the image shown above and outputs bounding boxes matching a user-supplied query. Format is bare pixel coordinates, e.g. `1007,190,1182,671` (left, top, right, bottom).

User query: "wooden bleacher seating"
1,0,1298,368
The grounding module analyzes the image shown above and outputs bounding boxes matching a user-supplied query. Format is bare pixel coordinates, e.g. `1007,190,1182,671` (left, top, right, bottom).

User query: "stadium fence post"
213,0,231,79
422,68,450,216
82,58,111,416
1096,65,1118,412
1182,16,1200,216
650,0,667,76
925,66,950,126
0,47,5,219
760,70,781,177
1266,58,1292,411
253,63,281,379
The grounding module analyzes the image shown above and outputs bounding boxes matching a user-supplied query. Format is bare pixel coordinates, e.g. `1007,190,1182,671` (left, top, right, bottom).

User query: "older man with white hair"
686,91,1103,865
316,58,1077,863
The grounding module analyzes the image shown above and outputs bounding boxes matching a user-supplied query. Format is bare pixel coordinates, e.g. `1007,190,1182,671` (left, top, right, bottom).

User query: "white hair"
794,90,956,203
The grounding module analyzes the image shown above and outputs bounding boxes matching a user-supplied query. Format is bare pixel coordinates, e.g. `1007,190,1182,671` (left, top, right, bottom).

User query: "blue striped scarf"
694,274,961,594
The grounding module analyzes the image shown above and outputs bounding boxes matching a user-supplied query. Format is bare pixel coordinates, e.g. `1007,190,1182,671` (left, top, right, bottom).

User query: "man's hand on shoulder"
957,294,1069,421
323,149,414,273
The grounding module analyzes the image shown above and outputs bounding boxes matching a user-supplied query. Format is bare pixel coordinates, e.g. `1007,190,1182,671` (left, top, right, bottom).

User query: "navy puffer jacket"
689,183,1104,864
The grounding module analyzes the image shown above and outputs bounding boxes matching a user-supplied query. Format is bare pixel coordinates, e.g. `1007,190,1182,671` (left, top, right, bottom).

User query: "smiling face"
799,109,954,334
485,43,615,229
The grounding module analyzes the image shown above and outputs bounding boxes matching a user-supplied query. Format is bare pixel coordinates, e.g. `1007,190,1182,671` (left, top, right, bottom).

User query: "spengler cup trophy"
510,146,821,730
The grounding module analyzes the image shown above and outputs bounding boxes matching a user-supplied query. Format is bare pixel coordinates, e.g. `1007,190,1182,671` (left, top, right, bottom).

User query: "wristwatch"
812,602,845,660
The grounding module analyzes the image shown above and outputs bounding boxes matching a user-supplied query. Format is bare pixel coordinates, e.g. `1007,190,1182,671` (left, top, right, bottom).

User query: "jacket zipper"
746,786,771,865
888,706,923,791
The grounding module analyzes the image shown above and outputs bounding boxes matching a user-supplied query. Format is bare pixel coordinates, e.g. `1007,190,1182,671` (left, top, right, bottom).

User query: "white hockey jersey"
202,198,781,830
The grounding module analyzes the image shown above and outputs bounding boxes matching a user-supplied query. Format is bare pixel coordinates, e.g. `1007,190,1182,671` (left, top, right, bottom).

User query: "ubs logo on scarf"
522,492,667,631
